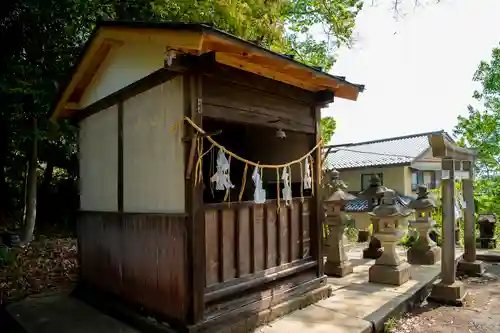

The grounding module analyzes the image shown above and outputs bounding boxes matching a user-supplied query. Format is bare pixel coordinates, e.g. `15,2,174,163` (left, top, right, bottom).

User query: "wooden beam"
71,69,180,122
69,40,115,104
51,32,107,121
428,134,476,161
215,53,318,91
101,27,204,51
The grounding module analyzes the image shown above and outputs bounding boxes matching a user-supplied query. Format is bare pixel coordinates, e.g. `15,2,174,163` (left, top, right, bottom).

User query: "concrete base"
368,262,412,286
428,280,466,306
407,246,441,265
457,259,485,276
325,260,354,277
357,230,370,243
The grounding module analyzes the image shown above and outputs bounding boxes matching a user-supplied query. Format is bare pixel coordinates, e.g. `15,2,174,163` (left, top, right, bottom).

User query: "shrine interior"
201,118,313,204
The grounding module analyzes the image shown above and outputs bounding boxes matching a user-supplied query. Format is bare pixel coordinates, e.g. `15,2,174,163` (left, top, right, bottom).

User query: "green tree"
454,44,500,215
320,116,337,143
0,0,364,236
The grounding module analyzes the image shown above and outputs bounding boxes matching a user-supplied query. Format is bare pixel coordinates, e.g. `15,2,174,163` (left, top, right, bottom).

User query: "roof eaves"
99,20,365,93
50,20,365,120
49,26,102,122
324,130,447,149
331,161,412,171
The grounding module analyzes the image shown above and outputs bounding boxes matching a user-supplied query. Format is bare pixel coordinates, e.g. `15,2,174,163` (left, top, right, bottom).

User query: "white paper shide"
211,150,235,191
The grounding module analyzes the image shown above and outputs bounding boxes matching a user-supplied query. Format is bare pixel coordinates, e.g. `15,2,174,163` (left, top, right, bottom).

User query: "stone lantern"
407,185,441,265
369,189,412,286
359,174,387,259
477,214,497,249
324,170,357,277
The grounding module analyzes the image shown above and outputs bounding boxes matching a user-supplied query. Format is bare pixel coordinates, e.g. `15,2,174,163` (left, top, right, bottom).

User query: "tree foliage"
454,44,500,215
0,0,363,231
320,116,337,143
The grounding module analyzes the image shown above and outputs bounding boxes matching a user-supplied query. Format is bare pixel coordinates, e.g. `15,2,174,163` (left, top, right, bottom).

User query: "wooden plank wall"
201,64,315,134
204,198,311,290
78,212,188,321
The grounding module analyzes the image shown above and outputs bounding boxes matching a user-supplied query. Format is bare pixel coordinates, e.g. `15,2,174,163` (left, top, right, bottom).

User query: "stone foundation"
428,280,466,306
457,260,485,276
325,261,353,277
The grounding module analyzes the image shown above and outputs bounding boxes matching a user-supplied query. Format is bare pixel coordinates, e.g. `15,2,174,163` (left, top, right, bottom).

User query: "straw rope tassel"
239,163,248,201
288,165,293,208
223,155,232,203
276,168,281,212
310,155,315,196
299,160,304,203
210,146,215,197
182,116,322,168
194,141,214,186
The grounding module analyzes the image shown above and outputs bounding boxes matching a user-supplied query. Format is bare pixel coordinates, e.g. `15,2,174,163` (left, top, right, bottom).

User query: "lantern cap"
326,189,357,203
324,169,357,203
369,189,412,217
359,174,388,199
409,185,436,210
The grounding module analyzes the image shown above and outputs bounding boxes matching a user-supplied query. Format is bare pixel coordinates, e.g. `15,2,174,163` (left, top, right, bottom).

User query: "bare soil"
391,263,500,333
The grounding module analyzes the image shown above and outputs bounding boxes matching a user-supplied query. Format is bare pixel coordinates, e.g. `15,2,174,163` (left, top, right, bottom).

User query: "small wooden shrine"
50,21,364,332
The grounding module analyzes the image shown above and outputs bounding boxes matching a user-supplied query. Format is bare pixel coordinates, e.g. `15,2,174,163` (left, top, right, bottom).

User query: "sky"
324,0,500,145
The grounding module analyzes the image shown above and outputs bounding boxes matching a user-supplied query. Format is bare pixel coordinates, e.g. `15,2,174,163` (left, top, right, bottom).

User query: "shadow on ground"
391,263,500,333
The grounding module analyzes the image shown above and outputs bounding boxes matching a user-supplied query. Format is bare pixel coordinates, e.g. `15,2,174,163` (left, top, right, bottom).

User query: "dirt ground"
390,263,500,333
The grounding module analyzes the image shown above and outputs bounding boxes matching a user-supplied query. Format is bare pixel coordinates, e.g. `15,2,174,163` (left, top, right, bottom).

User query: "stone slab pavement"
6,291,139,333
256,244,464,333
4,244,467,333
476,248,500,262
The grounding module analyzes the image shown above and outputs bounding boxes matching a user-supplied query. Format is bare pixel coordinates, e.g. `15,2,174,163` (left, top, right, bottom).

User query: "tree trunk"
37,159,54,227
22,118,38,244
0,116,8,228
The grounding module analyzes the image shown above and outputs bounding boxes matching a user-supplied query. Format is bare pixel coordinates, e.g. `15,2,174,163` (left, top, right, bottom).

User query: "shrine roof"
323,130,454,170
345,194,414,213
50,20,364,121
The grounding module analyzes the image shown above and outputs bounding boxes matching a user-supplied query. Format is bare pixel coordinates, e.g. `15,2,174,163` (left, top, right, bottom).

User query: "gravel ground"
390,263,500,333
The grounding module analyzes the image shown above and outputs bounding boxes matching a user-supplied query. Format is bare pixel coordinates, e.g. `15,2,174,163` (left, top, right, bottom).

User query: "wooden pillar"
184,72,205,323
311,105,324,277
428,157,466,305
458,160,484,276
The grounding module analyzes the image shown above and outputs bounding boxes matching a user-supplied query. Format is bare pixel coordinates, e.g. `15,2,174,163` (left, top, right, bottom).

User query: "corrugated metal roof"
323,131,446,170
345,195,414,213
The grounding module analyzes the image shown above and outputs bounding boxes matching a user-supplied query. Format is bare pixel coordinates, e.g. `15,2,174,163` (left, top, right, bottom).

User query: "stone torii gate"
427,134,484,305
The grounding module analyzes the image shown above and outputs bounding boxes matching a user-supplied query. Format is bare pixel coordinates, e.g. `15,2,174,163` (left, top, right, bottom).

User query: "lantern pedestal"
407,219,441,265
357,230,370,243
369,262,412,286
369,231,411,286
363,237,383,259
323,169,356,278
325,260,353,277
324,216,353,277
363,220,383,259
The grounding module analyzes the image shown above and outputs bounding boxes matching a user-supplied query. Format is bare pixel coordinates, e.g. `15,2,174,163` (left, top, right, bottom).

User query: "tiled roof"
323,131,448,170
345,195,414,213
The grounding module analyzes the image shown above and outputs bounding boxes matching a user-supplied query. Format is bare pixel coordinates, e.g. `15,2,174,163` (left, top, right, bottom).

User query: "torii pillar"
427,134,482,305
